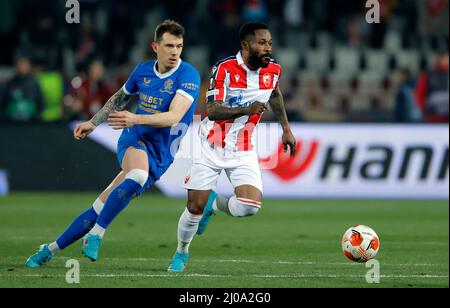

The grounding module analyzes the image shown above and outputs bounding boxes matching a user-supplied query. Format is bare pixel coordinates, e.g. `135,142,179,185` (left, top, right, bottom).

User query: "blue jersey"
120,60,200,169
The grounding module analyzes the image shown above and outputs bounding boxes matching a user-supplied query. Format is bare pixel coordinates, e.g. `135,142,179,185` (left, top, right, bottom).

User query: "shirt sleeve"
176,67,201,103
206,63,227,103
122,64,141,96
274,65,283,90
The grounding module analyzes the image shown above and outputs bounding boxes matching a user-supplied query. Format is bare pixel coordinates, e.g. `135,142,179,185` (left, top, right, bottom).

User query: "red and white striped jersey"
201,51,282,152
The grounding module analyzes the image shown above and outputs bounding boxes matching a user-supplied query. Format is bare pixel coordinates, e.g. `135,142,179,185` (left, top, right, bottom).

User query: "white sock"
89,224,106,238
213,195,231,215
212,201,219,212
177,208,202,254
227,196,261,217
48,242,61,254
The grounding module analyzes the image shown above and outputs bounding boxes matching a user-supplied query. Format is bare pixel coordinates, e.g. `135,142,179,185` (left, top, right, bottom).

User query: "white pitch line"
4,256,447,267
89,257,447,267
5,256,446,267
0,273,448,279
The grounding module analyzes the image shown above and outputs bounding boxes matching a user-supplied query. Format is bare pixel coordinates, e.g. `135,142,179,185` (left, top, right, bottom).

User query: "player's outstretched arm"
269,89,296,156
73,88,132,140
207,101,267,121
108,93,192,129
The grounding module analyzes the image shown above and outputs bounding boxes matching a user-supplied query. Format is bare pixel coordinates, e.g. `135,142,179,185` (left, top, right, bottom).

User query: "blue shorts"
117,128,168,192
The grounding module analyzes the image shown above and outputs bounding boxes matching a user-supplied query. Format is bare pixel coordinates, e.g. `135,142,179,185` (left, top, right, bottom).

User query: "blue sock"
56,208,98,250
95,179,143,229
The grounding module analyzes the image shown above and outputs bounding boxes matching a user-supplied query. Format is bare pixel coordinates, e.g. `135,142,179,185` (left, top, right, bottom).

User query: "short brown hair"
154,20,185,43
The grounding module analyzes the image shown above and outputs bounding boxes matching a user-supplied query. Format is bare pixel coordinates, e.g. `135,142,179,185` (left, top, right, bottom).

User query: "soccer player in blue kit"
26,20,201,267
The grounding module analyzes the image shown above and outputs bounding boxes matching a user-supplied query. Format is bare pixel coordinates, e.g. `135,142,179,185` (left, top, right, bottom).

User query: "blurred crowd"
0,0,448,124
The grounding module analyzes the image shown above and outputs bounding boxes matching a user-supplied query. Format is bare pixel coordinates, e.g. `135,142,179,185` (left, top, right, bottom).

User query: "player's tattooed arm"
207,101,267,121
90,88,133,126
269,89,297,156
268,89,290,130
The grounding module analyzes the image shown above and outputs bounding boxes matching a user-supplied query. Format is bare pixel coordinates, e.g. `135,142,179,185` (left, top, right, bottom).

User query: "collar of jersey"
236,51,261,73
153,59,182,79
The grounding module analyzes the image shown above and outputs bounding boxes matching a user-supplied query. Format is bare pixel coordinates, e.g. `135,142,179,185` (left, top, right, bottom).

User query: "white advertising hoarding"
81,123,449,199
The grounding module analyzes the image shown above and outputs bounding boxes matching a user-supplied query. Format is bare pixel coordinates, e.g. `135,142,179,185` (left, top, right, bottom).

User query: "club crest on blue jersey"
160,79,174,94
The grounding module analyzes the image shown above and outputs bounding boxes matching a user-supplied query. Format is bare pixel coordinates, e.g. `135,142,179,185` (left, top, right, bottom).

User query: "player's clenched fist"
74,121,96,140
245,102,268,116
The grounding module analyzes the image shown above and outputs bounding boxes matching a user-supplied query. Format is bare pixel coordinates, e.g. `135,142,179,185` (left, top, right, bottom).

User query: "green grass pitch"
0,193,448,288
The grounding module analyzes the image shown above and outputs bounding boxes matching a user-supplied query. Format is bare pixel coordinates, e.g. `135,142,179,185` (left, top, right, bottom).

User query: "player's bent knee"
186,200,204,215
125,169,148,187
230,197,262,217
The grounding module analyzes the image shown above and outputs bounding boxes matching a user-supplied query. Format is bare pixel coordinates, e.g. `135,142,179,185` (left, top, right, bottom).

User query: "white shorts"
183,142,263,193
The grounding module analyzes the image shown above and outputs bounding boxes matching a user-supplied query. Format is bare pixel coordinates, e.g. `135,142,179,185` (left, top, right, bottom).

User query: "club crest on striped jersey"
263,73,272,87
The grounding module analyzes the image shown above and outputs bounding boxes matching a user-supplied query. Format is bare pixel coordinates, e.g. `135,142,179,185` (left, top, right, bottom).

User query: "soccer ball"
341,225,380,262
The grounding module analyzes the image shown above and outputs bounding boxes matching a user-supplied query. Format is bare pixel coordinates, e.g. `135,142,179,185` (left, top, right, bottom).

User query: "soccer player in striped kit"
168,22,296,272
